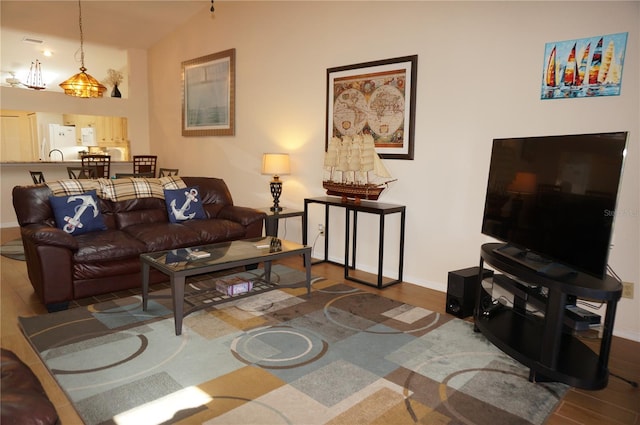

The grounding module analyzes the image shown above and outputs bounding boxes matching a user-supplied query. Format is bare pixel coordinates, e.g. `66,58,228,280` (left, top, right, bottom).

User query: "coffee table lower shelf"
145,278,281,326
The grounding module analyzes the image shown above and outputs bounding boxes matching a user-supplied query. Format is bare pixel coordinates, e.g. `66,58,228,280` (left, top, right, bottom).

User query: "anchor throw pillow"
164,186,206,223
49,190,108,236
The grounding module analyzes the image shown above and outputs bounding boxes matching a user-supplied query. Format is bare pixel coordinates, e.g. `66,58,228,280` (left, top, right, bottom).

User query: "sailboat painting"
541,32,627,99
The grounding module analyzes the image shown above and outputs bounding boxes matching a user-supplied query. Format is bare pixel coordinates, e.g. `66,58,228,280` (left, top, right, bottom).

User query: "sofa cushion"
164,186,206,223
73,257,145,281
49,190,108,236
182,218,246,243
123,222,202,252
72,229,148,263
116,208,168,229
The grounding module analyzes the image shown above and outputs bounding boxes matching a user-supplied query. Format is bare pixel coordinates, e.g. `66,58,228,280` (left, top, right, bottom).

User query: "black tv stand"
476,243,622,390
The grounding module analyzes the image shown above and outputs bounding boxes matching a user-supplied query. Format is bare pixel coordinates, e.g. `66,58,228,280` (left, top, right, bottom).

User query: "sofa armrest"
22,224,79,251
218,206,267,227
1,349,58,425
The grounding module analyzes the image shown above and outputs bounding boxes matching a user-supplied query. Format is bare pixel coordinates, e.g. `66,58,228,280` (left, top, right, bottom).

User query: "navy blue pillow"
164,186,206,223
49,190,107,235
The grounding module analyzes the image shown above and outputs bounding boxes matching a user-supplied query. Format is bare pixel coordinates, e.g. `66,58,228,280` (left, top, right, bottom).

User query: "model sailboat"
323,133,396,202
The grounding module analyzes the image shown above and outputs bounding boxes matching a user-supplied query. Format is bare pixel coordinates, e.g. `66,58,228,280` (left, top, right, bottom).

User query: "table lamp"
261,153,290,211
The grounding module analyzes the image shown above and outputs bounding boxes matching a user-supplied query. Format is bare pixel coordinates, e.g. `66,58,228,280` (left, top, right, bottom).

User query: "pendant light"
59,0,106,98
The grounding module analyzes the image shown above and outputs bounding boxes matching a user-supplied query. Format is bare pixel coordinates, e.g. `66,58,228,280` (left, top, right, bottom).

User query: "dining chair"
29,171,45,184
133,155,158,178
81,154,111,179
158,168,179,177
67,166,97,179
115,172,155,178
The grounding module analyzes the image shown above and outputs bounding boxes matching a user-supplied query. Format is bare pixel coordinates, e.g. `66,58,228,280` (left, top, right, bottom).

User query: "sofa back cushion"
182,177,234,207
13,184,56,227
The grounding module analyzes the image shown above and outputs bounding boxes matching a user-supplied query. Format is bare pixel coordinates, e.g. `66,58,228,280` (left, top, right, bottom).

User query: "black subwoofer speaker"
446,267,494,318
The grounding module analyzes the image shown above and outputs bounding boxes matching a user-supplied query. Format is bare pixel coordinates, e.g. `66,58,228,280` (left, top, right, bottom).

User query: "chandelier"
59,0,106,98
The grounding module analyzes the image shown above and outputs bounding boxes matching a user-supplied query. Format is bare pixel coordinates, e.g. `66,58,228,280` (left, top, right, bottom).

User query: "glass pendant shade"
59,67,107,98
59,0,106,98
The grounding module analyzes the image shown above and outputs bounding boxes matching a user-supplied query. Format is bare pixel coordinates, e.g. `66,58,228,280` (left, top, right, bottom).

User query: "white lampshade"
261,153,291,177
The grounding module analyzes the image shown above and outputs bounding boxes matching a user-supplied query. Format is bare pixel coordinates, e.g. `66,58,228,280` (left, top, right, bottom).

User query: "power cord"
605,264,638,388
610,372,639,388
311,231,322,258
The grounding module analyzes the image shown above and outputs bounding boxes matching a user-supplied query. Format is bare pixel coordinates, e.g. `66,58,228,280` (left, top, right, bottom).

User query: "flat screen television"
481,131,628,279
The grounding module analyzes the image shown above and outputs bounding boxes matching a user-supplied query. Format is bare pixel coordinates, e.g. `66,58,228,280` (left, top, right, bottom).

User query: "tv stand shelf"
475,243,622,390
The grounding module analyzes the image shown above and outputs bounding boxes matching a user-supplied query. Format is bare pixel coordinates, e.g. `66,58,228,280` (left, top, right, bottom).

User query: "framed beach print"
326,55,417,160
541,32,627,99
182,48,235,136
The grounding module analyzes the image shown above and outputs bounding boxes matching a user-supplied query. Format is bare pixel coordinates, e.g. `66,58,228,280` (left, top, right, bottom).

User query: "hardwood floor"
1,227,638,424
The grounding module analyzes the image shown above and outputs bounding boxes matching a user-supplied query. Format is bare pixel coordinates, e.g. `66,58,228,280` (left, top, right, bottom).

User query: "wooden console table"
303,196,406,289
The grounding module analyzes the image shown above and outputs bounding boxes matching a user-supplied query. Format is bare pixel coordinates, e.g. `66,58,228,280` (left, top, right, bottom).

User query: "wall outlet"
621,281,634,299
317,224,325,235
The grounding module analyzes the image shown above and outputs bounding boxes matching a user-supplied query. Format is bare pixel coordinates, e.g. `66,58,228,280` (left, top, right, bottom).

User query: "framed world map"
326,55,417,160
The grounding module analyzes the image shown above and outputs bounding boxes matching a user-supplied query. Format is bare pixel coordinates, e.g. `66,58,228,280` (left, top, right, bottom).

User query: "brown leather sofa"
1,348,58,425
12,177,266,311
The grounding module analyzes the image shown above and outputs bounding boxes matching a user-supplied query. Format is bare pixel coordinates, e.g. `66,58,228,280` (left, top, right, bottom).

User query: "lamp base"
270,206,284,212
269,180,283,213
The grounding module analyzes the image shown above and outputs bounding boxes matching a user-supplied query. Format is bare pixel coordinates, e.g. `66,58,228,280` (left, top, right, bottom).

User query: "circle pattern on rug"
230,325,328,369
324,292,440,334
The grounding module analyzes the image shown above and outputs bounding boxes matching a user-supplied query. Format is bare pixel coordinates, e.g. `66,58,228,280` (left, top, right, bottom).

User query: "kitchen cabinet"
61,114,129,153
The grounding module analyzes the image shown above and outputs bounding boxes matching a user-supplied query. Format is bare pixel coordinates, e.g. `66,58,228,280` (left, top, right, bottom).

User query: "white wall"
147,1,639,341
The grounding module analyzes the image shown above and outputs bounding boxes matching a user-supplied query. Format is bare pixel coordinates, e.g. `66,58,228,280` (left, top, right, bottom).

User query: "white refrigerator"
48,124,83,160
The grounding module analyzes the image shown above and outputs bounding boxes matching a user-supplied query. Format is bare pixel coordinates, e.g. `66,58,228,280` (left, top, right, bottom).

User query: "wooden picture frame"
182,48,235,136
326,55,417,160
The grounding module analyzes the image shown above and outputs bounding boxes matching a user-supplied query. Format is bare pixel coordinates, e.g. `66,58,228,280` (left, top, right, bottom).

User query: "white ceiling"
1,1,209,92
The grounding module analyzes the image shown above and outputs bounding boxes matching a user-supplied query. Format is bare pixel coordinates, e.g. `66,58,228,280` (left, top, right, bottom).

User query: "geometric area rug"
19,265,567,425
0,238,25,261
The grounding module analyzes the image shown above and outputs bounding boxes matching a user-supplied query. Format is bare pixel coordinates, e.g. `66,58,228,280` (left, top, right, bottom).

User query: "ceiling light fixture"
59,0,106,98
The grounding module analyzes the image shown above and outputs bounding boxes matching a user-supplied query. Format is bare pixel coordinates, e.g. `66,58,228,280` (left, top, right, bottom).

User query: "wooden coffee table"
141,236,311,335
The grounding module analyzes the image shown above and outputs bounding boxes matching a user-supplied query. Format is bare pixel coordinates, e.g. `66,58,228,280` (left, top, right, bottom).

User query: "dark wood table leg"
142,262,150,311
304,248,311,295
172,276,185,336
264,261,272,284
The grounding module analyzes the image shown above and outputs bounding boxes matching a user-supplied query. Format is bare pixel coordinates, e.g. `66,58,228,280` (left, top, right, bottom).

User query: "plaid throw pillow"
47,177,187,201
46,179,101,197
99,178,165,201
159,176,186,190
